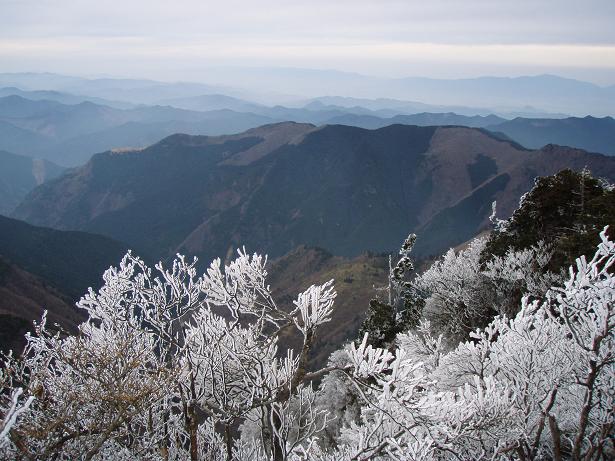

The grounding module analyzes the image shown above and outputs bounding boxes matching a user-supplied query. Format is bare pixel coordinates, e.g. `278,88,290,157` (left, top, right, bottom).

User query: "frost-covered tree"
312,350,362,450
319,227,614,460
413,236,562,339
483,240,564,317
411,169,611,342
359,234,422,347
1,348,34,449
413,237,493,338
0,289,177,459
2,171,613,460
0,387,33,449
0,250,338,461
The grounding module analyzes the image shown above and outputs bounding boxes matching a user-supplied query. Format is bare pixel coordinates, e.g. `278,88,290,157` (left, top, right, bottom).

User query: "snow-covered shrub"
330,228,614,460
0,250,338,460
415,236,562,339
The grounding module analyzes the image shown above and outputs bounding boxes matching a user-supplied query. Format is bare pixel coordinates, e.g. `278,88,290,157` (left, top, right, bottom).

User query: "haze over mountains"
0,73,615,170
199,69,615,117
0,150,65,214
487,116,615,155
3,71,613,116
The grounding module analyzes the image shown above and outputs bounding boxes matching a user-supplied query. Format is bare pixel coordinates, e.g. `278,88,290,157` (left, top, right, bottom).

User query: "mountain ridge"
13,123,615,266
486,116,615,156
2,89,614,171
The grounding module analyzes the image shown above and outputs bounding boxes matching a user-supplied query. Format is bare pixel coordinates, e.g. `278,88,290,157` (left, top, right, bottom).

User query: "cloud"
2,0,614,44
1,0,614,82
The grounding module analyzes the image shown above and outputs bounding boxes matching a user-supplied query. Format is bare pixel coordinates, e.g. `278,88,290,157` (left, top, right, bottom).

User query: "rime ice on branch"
0,249,338,460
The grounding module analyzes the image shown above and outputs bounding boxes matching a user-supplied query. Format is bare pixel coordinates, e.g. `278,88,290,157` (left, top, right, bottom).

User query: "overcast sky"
1,0,615,84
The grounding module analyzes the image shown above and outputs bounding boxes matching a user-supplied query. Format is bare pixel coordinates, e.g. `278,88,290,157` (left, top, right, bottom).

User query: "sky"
1,0,615,85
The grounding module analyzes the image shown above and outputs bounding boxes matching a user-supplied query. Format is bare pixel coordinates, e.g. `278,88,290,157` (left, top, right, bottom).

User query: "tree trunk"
188,403,198,461
270,410,285,461
572,355,600,459
549,415,562,461
224,424,233,461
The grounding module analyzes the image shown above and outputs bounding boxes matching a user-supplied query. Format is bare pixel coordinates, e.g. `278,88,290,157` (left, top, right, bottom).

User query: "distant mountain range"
0,94,275,165
157,94,266,113
0,73,233,105
0,86,134,109
1,90,615,168
2,71,613,116
385,75,615,117
325,113,506,129
14,122,615,266
487,116,615,156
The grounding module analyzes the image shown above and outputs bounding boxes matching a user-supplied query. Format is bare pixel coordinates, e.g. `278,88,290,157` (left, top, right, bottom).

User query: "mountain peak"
221,121,317,166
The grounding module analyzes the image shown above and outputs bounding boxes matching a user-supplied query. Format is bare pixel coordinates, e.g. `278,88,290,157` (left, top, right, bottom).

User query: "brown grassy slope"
268,246,389,369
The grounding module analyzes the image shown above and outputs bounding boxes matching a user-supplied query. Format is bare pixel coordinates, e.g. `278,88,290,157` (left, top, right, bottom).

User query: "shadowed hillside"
0,257,80,352
0,215,131,299
0,215,133,352
13,123,615,267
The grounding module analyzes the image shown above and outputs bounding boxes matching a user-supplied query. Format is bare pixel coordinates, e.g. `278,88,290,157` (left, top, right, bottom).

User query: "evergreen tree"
357,299,397,349
358,234,422,347
484,168,615,272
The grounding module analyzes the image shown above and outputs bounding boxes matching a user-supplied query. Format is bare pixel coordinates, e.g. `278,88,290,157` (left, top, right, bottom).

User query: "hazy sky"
1,0,615,84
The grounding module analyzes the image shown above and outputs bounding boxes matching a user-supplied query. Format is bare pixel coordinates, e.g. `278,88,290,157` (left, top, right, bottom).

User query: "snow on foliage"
484,241,560,298
331,227,614,460
0,387,33,448
0,229,613,460
415,237,491,336
414,236,562,338
0,249,337,460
